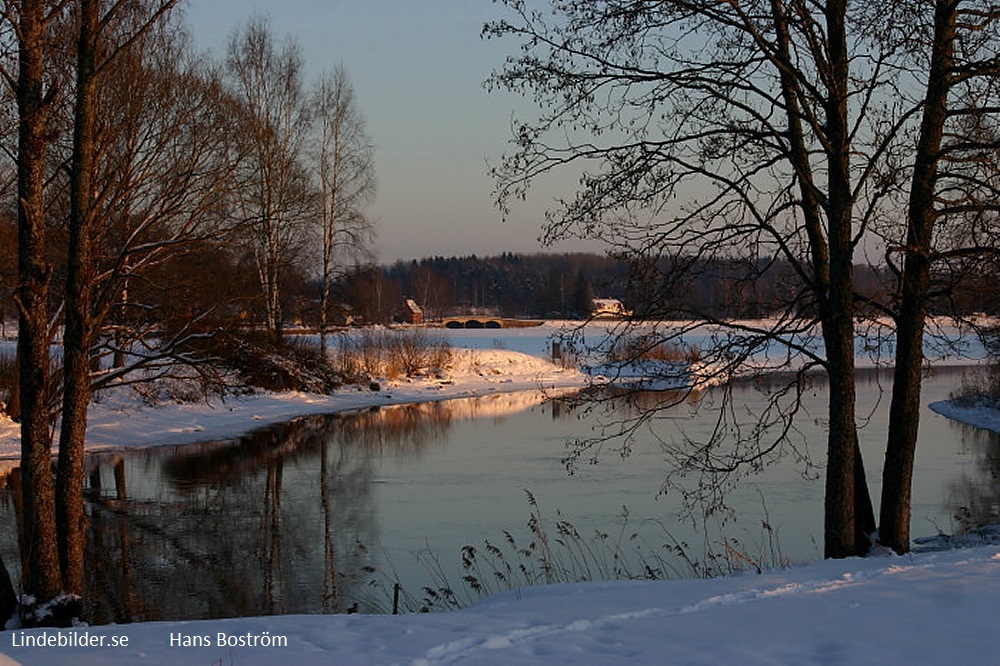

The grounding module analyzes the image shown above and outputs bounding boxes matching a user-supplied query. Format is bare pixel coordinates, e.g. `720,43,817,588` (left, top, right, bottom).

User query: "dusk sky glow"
182,0,603,264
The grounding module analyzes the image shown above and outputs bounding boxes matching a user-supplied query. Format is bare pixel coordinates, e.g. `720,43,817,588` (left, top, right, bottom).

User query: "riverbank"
930,396,1000,434
2,317,992,462
0,347,589,468
1,540,998,665
1,330,999,664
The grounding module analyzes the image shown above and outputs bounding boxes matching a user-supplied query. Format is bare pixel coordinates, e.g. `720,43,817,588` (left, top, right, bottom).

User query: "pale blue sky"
181,0,600,263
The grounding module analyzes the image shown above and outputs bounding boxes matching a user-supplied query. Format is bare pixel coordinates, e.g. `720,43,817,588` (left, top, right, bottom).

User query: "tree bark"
15,0,62,602
822,320,859,557
879,0,957,555
820,0,864,559
57,0,101,596
853,433,877,551
0,552,16,625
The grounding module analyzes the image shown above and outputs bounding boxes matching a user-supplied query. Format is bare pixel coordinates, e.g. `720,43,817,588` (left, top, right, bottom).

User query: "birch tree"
226,16,312,342
311,65,375,355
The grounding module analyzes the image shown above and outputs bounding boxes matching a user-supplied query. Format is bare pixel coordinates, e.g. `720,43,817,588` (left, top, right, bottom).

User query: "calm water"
1,366,997,623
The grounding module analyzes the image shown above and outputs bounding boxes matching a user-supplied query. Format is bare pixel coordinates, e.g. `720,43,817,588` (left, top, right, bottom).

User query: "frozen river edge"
0,335,998,665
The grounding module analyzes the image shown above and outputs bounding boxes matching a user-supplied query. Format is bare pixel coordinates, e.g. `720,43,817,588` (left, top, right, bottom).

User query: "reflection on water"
78,400,475,622
0,369,997,624
944,420,1000,532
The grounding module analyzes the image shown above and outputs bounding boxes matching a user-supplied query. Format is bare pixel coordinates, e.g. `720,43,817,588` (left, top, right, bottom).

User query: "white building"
591,298,632,319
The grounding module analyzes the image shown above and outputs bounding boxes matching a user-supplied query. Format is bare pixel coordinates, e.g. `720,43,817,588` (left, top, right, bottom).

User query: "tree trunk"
853,433,876,551
319,277,329,357
266,233,282,344
15,0,62,602
879,0,955,555
113,279,129,369
6,361,19,421
819,0,871,559
880,301,927,553
57,0,101,596
822,319,860,558
0,552,16,625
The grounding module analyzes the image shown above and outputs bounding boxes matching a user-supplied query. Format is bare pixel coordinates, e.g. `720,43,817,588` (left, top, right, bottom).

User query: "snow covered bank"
2,544,998,665
0,347,589,464
930,397,1000,435
1,318,990,464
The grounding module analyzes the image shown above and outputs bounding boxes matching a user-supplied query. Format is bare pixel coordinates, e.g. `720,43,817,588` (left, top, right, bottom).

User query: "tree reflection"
944,421,1000,532
51,397,508,623
2,384,994,624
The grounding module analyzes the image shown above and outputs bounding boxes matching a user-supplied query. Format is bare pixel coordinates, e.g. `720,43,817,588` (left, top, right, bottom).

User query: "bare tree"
56,0,190,594
486,0,999,557
4,0,64,603
226,16,313,342
878,1,1000,552
83,22,244,378
409,263,453,322
59,0,182,598
4,0,238,611
311,65,375,355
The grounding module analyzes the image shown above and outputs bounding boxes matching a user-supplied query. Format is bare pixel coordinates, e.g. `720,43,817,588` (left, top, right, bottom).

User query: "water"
1,366,996,623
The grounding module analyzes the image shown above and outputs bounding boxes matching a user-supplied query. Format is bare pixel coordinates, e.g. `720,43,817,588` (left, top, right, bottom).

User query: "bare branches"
224,15,313,341
486,0,1000,557
310,65,376,353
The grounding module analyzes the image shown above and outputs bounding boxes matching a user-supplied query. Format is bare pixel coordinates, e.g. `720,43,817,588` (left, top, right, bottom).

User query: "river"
1,365,996,623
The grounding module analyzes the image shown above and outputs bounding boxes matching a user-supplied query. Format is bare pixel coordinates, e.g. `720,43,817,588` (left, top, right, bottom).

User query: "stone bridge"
441,317,543,329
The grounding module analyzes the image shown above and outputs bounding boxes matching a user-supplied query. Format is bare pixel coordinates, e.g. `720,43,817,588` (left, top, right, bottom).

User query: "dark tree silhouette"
485,0,1000,556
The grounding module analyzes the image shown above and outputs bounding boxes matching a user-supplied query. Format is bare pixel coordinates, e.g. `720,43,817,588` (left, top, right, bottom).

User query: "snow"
1,321,999,664
2,545,998,664
930,397,1000,434
0,345,589,465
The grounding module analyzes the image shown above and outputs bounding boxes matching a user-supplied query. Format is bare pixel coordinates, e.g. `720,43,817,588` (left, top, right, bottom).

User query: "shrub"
332,329,452,381
188,331,344,394
954,358,1000,407
608,333,700,364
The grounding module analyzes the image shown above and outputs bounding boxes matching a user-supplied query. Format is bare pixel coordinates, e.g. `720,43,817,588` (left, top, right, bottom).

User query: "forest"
7,226,997,331
328,251,1000,325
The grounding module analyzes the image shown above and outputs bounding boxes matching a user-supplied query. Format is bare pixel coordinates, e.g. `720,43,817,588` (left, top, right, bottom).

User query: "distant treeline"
4,237,994,328
331,252,1000,324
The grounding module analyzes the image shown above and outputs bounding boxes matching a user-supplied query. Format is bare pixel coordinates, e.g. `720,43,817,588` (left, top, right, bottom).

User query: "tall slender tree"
58,0,180,598
56,0,99,598
312,65,375,355
226,16,312,342
879,0,1000,553
6,0,62,602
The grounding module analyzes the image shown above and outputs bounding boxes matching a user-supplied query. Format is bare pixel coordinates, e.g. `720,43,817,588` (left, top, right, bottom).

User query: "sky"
181,0,599,264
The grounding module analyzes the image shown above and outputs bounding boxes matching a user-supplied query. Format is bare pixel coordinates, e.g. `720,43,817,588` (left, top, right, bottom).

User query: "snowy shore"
1,330,998,665
929,397,1000,435
0,346,590,465
1,541,997,665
